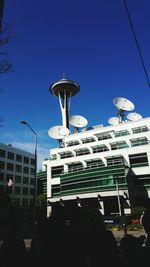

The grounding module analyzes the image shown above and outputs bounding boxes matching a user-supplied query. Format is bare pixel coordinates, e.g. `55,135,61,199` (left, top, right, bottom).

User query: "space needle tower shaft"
49,79,80,129
58,89,71,129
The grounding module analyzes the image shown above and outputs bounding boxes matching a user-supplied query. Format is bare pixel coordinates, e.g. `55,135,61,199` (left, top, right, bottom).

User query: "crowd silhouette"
0,204,150,267
0,220,27,267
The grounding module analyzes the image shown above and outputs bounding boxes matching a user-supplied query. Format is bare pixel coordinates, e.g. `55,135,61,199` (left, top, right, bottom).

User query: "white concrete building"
44,117,150,217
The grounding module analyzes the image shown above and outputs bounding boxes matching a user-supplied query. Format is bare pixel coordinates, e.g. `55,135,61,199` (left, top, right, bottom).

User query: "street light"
20,121,37,207
115,176,127,235
115,177,122,217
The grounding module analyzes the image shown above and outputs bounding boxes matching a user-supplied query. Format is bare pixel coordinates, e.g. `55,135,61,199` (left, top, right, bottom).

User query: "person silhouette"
141,199,150,247
119,234,145,267
81,207,121,267
0,222,27,267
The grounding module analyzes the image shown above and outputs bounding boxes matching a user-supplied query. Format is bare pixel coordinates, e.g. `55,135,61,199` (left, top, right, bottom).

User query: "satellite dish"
69,115,88,128
48,125,70,139
113,97,135,123
108,117,119,125
113,97,135,111
127,112,142,121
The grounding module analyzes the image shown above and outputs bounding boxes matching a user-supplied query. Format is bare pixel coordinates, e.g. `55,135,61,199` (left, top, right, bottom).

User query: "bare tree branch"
0,23,16,74
0,59,13,73
0,23,16,45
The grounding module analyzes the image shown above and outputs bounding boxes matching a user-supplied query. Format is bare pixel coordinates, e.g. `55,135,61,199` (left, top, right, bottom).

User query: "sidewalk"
24,229,146,250
112,229,146,244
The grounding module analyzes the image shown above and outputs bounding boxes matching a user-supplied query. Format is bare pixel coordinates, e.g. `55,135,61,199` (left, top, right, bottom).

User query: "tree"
0,22,15,74
36,194,47,220
0,0,4,32
0,0,16,75
36,194,47,209
0,1,16,124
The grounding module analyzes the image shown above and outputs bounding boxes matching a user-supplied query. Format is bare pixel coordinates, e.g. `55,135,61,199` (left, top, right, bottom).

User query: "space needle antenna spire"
49,78,80,129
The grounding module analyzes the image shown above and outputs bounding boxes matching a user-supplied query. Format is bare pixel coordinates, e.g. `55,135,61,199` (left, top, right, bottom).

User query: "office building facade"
44,117,150,217
0,143,35,207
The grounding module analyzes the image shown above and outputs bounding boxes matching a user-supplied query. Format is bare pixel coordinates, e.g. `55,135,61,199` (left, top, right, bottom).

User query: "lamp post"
20,121,37,207
115,177,122,217
115,176,127,235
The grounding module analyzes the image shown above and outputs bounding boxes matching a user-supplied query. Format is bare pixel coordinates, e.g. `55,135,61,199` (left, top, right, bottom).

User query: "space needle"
49,78,80,129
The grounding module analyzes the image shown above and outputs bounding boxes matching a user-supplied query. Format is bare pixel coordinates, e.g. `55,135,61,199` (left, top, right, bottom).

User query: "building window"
92,145,109,153
16,154,22,162
24,156,29,164
59,151,74,159
75,148,90,156
23,177,29,184
110,141,129,150
52,185,60,196
95,133,112,140
130,137,149,147
0,149,5,158
0,185,4,190
23,187,28,194
30,168,35,175
51,166,64,178
0,161,5,169
23,166,29,174
16,165,22,173
30,188,34,195
6,174,13,180
0,172,4,180
66,140,80,147
7,152,14,160
129,153,148,168
86,159,104,169
107,156,125,166
31,158,35,165
30,178,34,185
7,163,14,171
114,130,130,137
68,163,83,173
15,175,21,183
132,126,148,134
14,187,21,194
81,137,95,144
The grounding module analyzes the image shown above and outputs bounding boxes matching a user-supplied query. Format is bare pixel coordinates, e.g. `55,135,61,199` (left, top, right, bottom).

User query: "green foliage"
131,206,145,219
36,194,47,210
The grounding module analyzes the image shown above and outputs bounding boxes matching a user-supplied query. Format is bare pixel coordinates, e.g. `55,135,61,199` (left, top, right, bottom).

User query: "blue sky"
0,0,150,170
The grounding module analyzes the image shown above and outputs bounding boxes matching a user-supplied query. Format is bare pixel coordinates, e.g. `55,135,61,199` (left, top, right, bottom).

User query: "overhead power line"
123,0,150,87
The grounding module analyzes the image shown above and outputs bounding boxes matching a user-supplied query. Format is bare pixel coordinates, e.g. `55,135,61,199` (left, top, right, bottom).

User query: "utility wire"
123,0,150,87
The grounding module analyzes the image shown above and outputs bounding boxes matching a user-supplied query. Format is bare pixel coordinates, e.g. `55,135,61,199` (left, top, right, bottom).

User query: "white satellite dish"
127,112,142,121
113,97,135,111
108,117,119,125
113,97,135,123
48,125,70,139
69,115,88,128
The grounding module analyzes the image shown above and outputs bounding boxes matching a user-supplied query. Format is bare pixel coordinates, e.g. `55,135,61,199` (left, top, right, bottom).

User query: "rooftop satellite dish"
48,125,70,139
127,112,142,121
108,117,119,125
113,97,135,111
113,97,135,123
69,115,88,128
